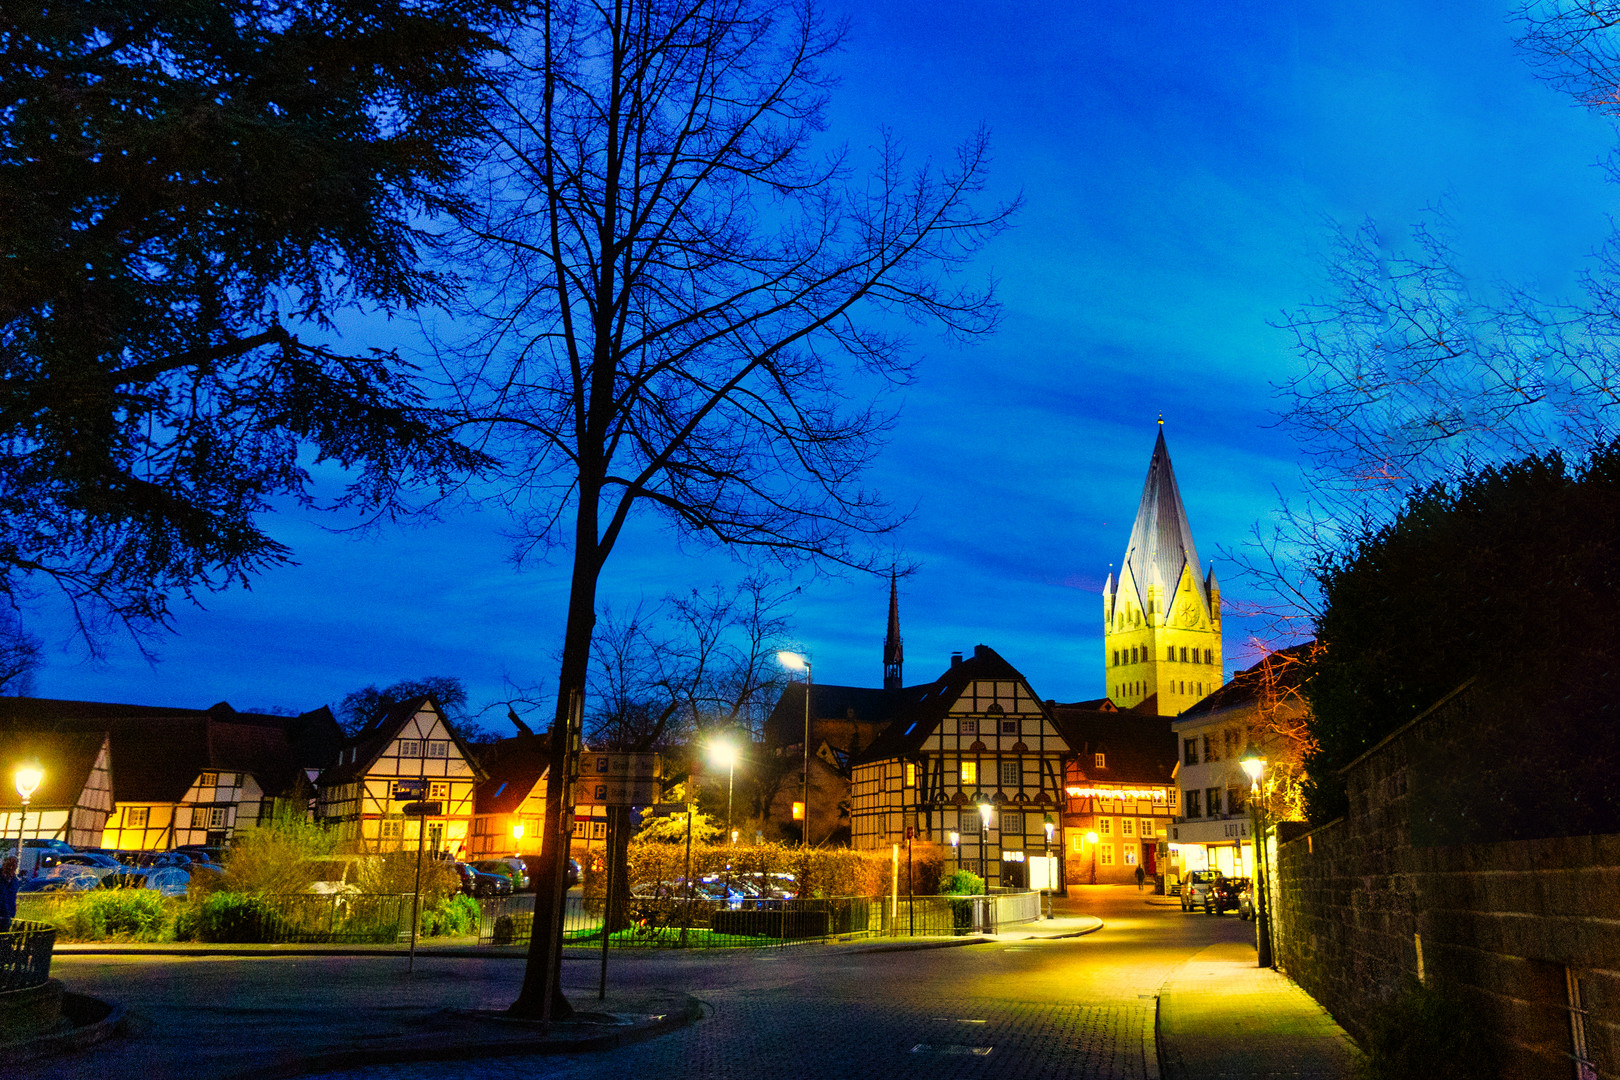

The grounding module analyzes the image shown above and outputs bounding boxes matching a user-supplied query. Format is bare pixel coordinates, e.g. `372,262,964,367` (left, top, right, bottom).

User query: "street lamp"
977,802,993,890
709,739,739,846
777,651,812,847
13,765,41,873
1043,820,1055,919
1085,830,1099,886
512,822,525,855
949,830,959,870
1239,745,1273,969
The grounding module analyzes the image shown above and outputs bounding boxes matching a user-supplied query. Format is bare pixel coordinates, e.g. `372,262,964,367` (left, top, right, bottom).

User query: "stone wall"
1271,694,1620,1079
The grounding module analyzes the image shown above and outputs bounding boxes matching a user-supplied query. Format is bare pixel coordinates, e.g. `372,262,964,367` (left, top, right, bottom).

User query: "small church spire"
883,571,904,691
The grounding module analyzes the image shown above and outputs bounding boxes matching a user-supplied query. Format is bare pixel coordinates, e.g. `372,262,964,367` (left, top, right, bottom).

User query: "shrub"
1359,980,1491,1080
46,889,172,941
357,850,459,905
940,869,985,895
176,892,285,943
419,893,481,937
220,811,338,896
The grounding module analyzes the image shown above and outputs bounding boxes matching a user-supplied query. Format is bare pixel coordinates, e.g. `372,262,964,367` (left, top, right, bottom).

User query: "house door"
1141,843,1157,875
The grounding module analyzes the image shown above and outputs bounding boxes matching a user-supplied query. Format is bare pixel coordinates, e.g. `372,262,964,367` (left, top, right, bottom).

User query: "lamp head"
710,739,739,770
511,823,525,841
1239,744,1266,783
977,802,993,827
1044,821,1055,842
776,650,809,673
1085,830,1098,844
13,766,42,801
949,830,959,849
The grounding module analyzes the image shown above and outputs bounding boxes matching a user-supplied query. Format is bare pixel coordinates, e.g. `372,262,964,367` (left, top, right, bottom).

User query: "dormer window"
1094,752,1106,769
200,772,218,787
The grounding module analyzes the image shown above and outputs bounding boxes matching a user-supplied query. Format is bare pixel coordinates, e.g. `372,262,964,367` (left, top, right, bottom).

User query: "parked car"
1179,869,1220,912
1236,882,1257,921
99,866,194,897
174,844,229,866
454,862,513,898
1204,876,1250,916
472,859,530,891
37,851,122,882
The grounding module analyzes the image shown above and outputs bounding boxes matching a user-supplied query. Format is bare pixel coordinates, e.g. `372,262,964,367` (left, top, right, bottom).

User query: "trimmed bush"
419,893,481,937
176,892,285,943
940,869,984,895
45,888,172,941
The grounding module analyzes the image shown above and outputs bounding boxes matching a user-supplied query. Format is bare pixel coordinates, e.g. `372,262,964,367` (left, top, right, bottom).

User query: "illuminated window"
791,802,804,820
200,772,218,787
1070,833,1083,853
1000,760,1020,787
1124,848,1137,865
430,782,450,801
1168,789,1177,807
1122,818,1135,837
1099,818,1112,836
905,762,915,786
1140,819,1155,836
961,761,978,784
126,807,149,829
381,820,404,842
1094,752,1106,768
1099,845,1115,866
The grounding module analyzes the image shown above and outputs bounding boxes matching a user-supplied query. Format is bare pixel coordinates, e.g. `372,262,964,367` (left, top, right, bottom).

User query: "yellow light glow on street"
13,766,42,801
776,650,809,672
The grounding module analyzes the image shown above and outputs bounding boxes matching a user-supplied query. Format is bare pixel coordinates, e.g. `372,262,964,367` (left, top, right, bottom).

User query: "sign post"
571,752,664,1001
400,794,441,974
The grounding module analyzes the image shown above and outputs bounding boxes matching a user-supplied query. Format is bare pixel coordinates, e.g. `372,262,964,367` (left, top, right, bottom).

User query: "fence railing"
254,894,411,944
477,890,1043,947
0,920,56,991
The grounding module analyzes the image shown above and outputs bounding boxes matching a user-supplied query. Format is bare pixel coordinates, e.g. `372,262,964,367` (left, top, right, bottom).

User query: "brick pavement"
1156,941,1363,1080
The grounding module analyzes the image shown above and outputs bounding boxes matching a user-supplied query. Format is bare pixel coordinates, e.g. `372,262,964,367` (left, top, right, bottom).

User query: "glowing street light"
976,803,994,889
1085,830,1099,885
709,739,740,845
511,822,525,854
1239,744,1273,969
949,830,960,869
1043,820,1056,919
13,764,42,873
777,650,812,847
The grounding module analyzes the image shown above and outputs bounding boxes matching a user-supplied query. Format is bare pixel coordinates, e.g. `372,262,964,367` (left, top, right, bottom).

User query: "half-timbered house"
467,734,547,861
1050,702,1178,885
1,732,114,862
316,697,483,856
850,645,1072,889
0,698,341,850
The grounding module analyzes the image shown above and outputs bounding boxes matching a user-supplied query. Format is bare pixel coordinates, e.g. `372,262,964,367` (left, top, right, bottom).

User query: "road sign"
401,800,442,816
575,778,662,806
578,752,662,779
392,779,426,799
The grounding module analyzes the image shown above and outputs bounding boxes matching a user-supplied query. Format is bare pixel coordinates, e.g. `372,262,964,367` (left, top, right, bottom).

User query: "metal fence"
477,890,1042,947
253,894,411,944
0,920,57,991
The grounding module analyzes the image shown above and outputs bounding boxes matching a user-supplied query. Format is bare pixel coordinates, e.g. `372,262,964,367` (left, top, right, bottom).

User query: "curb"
846,936,992,954
235,993,705,1080
0,992,128,1067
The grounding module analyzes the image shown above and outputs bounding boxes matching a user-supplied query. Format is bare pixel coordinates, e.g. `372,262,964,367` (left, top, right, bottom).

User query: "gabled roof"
855,645,1051,765
764,683,895,748
474,735,549,815
0,697,341,802
0,731,108,809
1114,427,1209,613
318,696,486,787
1049,705,1177,786
1180,642,1315,719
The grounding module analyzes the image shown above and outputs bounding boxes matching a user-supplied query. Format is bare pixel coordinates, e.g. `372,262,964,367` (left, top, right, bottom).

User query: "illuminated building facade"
1051,703,1179,885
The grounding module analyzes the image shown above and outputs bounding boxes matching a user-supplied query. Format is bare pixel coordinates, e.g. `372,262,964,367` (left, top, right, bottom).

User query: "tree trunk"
508,531,601,1020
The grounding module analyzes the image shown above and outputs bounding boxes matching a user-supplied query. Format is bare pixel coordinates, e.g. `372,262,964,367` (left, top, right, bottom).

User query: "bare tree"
0,610,41,696
454,0,1014,1018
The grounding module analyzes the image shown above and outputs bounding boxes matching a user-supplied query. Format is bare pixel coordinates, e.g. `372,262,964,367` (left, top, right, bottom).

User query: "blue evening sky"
23,0,1619,720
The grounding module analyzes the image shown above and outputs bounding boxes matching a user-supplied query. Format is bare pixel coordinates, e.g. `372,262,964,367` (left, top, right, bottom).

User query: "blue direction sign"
392,779,427,799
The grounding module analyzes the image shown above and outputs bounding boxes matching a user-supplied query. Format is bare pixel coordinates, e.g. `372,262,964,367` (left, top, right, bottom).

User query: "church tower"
883,572,904,691
1104,423,1223,714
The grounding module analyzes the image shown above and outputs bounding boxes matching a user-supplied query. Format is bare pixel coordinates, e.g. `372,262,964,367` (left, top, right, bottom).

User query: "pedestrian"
1134,863,1145,891
0,856,19,932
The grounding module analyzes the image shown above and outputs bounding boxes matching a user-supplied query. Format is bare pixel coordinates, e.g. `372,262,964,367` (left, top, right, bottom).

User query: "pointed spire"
883,571,904,691
1121,425,1207,616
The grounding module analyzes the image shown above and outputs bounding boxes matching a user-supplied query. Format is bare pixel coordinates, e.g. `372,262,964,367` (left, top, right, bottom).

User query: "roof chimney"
950,651,963,668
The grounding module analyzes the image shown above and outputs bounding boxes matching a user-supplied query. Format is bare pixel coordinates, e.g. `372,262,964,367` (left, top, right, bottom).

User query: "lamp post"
1240,745,1273,969
1043,820,1055,918
512,822,525,856
709,739,739,846
1086,830,1098,886
977,802,993,891
777,651,812,847
13,765,42,875
949,830,959,872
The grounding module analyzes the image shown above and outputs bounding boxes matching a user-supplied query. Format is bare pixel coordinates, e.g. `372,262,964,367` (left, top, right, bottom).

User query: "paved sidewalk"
1157,941,1363,1080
